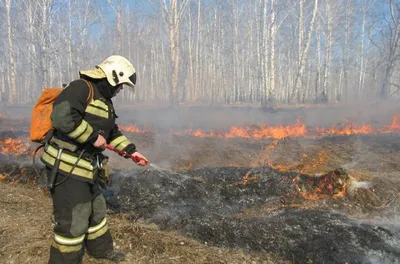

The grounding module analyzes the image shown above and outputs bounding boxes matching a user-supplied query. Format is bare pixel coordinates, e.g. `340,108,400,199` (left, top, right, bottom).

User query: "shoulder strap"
81,79,94,105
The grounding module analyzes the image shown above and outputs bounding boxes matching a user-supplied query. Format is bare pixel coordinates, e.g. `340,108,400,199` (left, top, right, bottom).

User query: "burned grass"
0,120,400,263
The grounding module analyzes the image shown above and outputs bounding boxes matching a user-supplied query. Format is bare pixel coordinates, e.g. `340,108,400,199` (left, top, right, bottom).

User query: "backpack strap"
81,79,94,104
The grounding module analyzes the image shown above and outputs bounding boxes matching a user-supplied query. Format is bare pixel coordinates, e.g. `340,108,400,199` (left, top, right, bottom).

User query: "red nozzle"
105,144,147,164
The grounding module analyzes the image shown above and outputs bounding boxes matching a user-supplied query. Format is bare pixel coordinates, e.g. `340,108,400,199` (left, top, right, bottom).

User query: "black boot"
103,251,125,263
89,250,125,263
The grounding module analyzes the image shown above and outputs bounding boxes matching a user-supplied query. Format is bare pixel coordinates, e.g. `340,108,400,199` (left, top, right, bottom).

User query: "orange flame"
292,171,348,201
118,124,154,133
247,140,329,175
379,114,400,133
120,114,400,140
315,121,374,136
173,118,307,140
241,140,343,202
0,138,31,155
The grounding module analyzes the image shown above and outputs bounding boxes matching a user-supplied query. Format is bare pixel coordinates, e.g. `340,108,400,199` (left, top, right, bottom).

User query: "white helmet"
80,55,136,89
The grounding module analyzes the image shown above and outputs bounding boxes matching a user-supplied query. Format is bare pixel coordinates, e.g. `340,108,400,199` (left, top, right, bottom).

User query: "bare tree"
37,0,54,90
291,0,319,103
4,0,17,103
340,0,352,103
315,23,322,102
269,0,277,104
106,0,123,55
1,0,400,105
358,0,368,98
321,0,333,103
379,0,400,99
148,0,189,107
260,0,269,106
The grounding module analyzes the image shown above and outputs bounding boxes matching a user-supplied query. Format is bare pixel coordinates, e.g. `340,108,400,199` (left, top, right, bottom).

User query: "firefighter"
40,55,148,263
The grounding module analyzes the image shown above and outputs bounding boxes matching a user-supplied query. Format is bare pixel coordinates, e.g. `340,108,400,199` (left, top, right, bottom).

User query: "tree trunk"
358,0,367,99
269,0,277,105
194,0,201,102
261,0,270,106
5,0,17,103
292,0,318,103
341,0,351,103
322,0,332,102
231,0,240,102
380,0,400,99
315,26,322,102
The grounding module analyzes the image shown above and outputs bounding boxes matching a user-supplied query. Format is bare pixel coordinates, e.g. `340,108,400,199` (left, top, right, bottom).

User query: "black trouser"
46,168,113,264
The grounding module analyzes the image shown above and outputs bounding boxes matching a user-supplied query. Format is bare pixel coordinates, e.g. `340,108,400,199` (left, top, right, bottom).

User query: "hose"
32,143,88,188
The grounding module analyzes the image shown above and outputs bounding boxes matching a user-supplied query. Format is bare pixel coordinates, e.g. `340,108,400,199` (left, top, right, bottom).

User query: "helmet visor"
127,72,136,87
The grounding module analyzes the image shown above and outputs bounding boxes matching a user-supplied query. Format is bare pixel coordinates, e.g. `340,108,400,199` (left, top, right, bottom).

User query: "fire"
379,114,400,133
0,138,31,155
173,118,307,139
118,124,153,133
241,140,347,201
315,121,374,136
120,114,400,140
248,140,329,175
292,169,349,200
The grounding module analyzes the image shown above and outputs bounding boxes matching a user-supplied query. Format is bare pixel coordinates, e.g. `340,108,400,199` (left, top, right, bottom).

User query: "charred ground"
0,104,400,263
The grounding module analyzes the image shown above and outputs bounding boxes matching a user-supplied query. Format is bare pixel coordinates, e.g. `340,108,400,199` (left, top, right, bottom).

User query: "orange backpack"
30,80,94,143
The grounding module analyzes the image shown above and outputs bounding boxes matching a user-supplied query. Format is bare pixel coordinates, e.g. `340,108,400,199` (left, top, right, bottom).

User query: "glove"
121,144,137,158
98,157,112,189
131,151,149,166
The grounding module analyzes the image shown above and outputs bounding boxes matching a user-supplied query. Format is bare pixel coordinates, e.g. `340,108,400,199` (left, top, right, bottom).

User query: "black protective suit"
41,77,136,264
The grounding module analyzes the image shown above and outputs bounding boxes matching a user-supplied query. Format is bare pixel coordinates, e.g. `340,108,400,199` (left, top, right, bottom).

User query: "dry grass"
0,182,286,264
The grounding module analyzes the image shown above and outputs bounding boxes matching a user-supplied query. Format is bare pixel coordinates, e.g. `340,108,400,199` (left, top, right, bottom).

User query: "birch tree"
291,0,318,103
358,0,368,98
321,0,332,102
149,0,189,106
340,0,352,102
37,0,54,90
106,0,123,55
260,0,270,105
4,0,17,103
379,0,400,99
269,0,277,104
315,22,322,102
195,0,201,102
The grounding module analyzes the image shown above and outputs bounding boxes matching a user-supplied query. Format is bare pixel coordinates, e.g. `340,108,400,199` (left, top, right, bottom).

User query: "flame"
292,170,348,201
0,138,31,155
242,170,260,185
240,140,346,202
120,114,400,140
379,114,400,133
247,140,329,174
118,124,154,133
315,121,374,136
173,118,307,140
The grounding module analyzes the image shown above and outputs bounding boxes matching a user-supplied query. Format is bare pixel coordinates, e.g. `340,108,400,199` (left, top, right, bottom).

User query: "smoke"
101,166,400,264
2,95,400,262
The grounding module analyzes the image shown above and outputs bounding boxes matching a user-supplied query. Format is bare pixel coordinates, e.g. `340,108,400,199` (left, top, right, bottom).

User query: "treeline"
1,0,400,106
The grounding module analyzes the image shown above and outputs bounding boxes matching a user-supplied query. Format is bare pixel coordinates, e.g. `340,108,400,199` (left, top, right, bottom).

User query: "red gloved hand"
131,151,149,166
